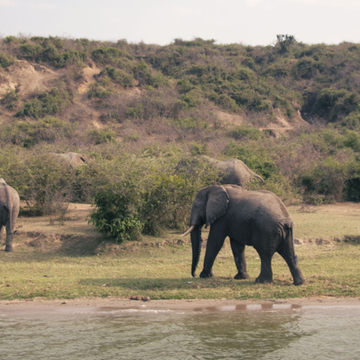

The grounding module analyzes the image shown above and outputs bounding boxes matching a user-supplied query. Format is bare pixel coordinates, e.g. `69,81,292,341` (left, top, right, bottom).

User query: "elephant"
204,157,264,186
0,178,20,252
51,152,91,168
182,184,305,286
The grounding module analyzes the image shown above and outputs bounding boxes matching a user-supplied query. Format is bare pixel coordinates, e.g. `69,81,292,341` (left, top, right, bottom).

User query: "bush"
0,149,75,216
133,60,166,87
87,82,113,99
141,174,196,235
0,52,15,68
89,188,145,242
300,157,348,203
174,116,208,130
1,89,19,110
2,116,76,148
312,88,360,122
88,153,220,242
91,47,129,66
16,87,71,118
105,67,134,88
86,128,116,145
227,125,264,141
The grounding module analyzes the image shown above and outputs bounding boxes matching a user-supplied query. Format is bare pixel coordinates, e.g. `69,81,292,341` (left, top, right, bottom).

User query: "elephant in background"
0,178,20,252
204,157,264,186
182,184,305,286
51,152,91,168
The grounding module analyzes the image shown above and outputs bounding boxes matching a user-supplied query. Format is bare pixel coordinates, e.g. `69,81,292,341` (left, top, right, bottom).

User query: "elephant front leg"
200,224,226,278
230,239,249,280
255,252,273,284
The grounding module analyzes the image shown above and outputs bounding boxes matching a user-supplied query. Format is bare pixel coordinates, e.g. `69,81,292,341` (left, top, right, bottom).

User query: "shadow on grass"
343,235,360,244
78,277,294,291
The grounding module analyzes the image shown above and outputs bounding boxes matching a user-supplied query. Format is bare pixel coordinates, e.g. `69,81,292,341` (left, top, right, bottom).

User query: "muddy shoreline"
1,297,360,314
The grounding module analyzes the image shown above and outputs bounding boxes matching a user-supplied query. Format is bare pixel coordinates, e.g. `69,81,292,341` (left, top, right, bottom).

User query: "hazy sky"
1,0,359,46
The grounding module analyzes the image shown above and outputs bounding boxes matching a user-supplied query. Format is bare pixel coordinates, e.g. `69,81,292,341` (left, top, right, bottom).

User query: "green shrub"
190,143,209,155
89,188,145,242
125,104,144,119
180,91,202,108
313,88,360,122
0,149,75,216
133,60,165,87
16,87,71,118
292,58,321,79
227,125,264,141
0,52,15,68
141,174,196,235
105,66,134,87
3,36,17,44
3,116,76,148
88,153,220,242
1,89,19,109
173,116,207,130
87,128,116,145
91,47,128,66
20,44,42,58
52,50,87,68
87,82,113,99
300,157,348,203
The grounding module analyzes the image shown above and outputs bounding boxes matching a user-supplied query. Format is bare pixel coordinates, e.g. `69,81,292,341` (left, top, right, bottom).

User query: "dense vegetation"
1,35,360,242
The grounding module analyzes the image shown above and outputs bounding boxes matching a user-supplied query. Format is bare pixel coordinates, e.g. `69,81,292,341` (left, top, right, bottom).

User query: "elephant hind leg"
0,225,4,243
255,251,274,284
278,246,305,286
230,239,249,280
5,220,13,252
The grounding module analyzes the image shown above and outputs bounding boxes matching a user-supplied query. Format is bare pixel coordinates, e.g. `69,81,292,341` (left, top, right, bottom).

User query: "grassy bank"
0,203,360,301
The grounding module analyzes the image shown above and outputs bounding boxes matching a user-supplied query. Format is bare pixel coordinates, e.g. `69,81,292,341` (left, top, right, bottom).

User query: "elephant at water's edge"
0,178,20,252
182,185,305,285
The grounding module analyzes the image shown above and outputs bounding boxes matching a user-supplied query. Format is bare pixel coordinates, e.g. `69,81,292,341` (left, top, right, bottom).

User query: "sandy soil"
1,297,360,314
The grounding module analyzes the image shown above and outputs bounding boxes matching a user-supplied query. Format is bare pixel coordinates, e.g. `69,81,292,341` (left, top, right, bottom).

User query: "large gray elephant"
182,185,305,285
51,152,91,168
0,179,20,252
204,157,264,186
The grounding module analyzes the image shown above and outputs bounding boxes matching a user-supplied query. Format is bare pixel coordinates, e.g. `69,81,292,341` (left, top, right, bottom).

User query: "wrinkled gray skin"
0,179,20,252
186,184,305,285
205,157,264,186
52,152,91,168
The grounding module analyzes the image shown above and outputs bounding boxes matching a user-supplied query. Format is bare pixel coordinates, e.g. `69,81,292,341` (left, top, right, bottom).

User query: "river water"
1,302,360,359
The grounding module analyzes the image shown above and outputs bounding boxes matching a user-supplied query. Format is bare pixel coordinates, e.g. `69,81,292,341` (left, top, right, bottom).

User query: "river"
1,301,360,359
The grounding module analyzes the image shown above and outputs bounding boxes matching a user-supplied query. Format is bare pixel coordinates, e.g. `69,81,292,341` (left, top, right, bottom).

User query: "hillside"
1,35,360,241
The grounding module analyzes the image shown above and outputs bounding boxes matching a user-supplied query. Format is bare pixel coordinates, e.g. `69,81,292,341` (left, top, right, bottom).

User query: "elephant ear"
206,186,229,227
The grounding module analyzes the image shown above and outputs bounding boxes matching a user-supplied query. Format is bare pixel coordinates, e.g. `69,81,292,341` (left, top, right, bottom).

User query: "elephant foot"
234,271,249,280
293,276,305,286
200,270,213,278
5,245,13,252
255,276,273,284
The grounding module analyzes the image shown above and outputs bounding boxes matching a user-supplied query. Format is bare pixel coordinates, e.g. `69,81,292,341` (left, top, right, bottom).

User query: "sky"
1,0,360,46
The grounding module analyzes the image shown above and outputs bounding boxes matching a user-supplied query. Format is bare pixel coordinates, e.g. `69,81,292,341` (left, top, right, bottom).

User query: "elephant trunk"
191,225,202,277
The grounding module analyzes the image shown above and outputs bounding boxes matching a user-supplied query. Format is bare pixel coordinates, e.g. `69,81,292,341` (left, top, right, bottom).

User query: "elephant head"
182,185,229,277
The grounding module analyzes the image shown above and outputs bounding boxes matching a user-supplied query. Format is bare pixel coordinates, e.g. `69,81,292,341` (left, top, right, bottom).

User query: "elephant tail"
281,221,297,264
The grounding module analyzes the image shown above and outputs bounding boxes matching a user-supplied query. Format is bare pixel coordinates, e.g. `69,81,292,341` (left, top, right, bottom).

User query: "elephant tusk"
181,225,195,237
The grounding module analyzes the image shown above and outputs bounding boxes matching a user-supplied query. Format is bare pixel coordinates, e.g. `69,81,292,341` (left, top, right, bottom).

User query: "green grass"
0,239,359,301
0,204,360,301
